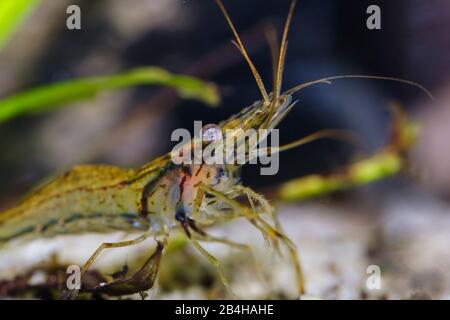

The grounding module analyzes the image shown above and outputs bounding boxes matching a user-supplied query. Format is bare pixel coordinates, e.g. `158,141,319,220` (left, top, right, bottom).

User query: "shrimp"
0,0,432,299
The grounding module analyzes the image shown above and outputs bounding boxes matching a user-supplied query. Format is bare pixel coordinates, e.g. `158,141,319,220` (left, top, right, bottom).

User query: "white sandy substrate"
1,191,449,299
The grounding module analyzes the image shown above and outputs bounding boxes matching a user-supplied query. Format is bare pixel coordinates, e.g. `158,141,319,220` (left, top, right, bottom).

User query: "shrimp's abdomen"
0,165,148,246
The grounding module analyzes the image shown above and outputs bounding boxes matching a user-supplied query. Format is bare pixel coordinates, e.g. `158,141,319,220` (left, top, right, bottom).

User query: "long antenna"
214,0,270,103
283,74,435,100
248,129,360,163
274,0,298,100
265,25,280,99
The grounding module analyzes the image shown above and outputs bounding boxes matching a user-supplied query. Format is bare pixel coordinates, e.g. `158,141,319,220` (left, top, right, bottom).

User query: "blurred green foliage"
0,1,219,123
278,104,417,202
0,67,219,123
0,0,40,51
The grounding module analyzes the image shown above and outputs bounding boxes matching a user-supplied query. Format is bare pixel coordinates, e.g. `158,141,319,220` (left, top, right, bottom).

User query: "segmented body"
0,152,236,247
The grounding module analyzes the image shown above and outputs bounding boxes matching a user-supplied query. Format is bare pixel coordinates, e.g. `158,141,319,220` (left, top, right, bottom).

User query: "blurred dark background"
0,0,449,208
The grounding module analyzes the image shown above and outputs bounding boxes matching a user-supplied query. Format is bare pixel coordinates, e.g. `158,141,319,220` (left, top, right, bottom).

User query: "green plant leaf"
0,0,40,51
0,67,220,123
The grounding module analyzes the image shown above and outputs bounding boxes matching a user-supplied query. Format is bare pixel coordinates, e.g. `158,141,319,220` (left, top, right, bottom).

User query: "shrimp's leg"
232,185,278,226
80,231,151,276
183,193,270,296
93,240,165,297
191,230,270,297
60,231,151,299
194,183,305,296
256,217,305,295
192,183,267,245
230,185,282,251
192,187,206,221
189,238,237,298
193,183,278,251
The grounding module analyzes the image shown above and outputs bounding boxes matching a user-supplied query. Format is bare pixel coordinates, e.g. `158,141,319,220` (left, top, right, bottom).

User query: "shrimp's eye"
201,124,222,142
